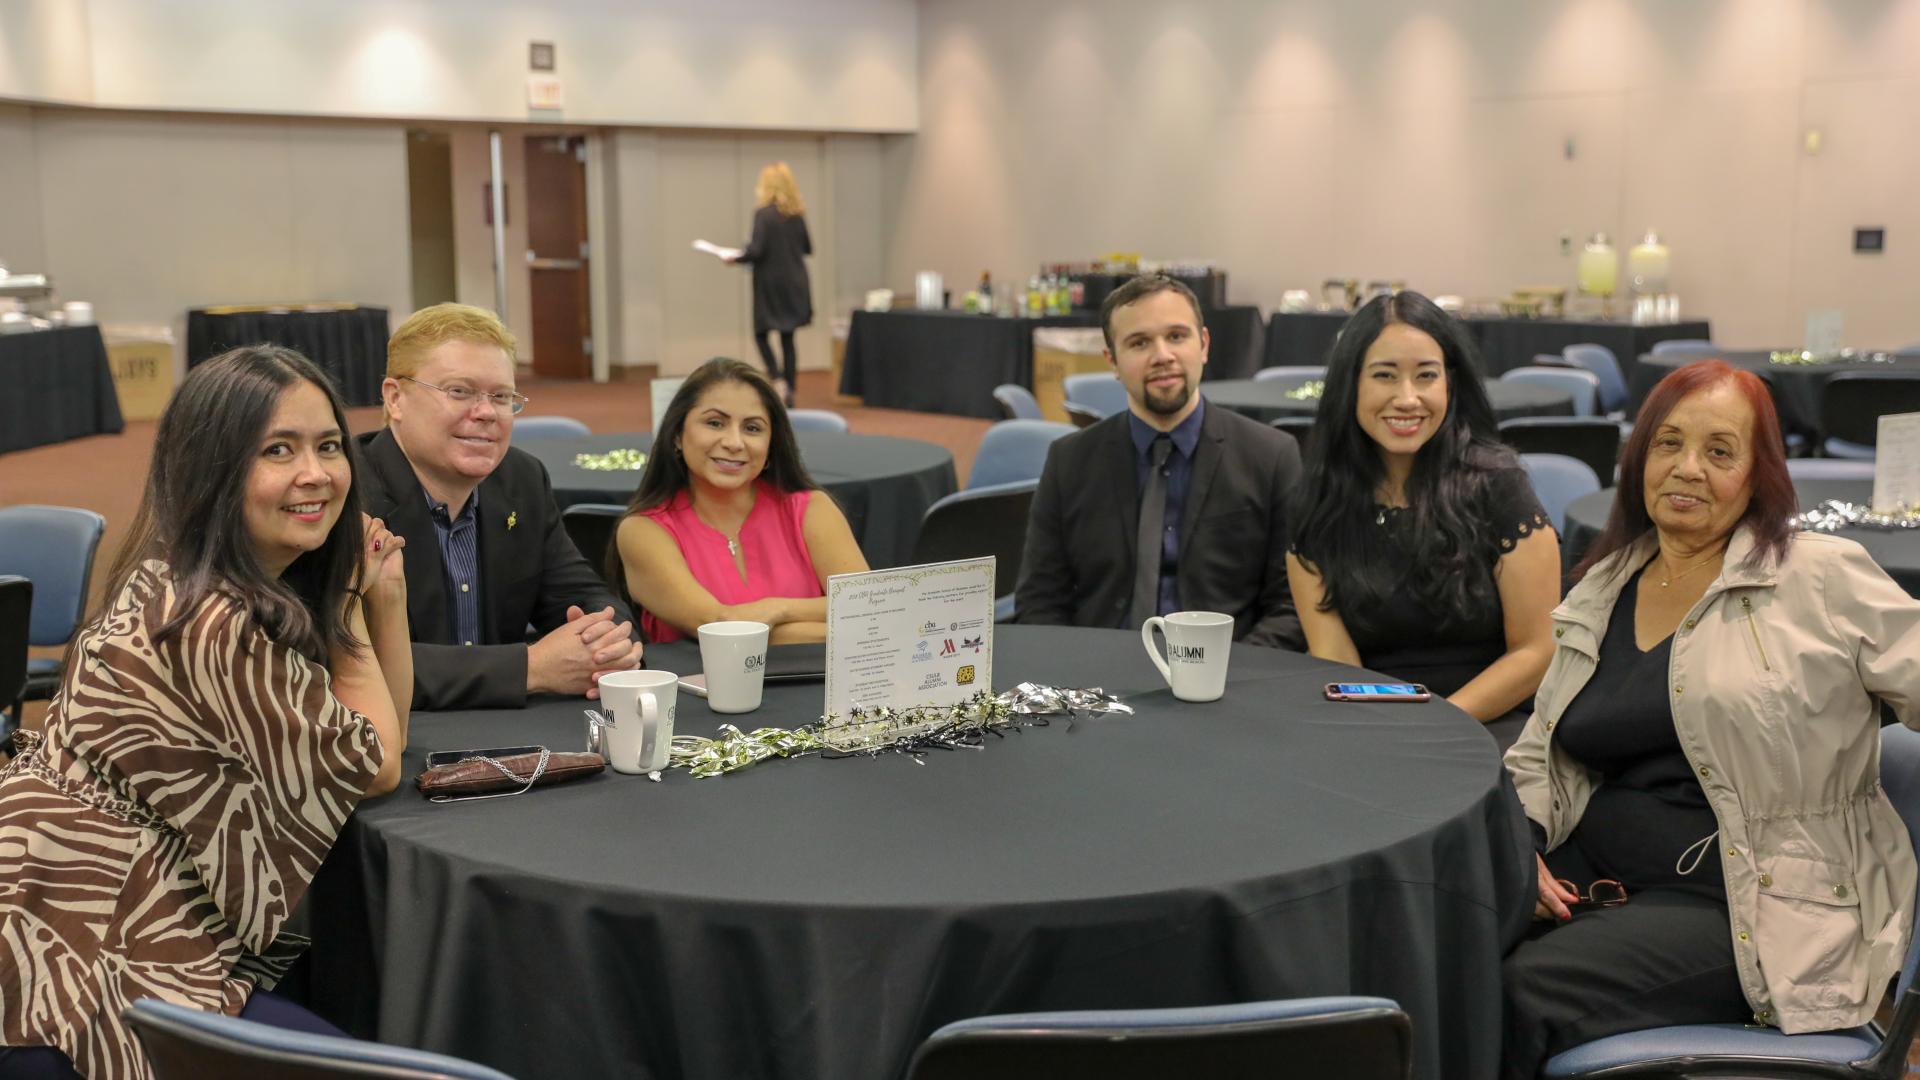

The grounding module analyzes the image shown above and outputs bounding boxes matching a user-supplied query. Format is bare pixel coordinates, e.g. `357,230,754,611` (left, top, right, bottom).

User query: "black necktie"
1130,435,1173,627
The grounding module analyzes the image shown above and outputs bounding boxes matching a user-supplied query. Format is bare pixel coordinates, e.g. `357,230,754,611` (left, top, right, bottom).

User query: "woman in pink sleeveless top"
611,358,868,643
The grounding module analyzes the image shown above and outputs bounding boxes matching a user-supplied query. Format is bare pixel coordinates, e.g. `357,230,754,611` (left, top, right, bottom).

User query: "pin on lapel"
507,510,518,531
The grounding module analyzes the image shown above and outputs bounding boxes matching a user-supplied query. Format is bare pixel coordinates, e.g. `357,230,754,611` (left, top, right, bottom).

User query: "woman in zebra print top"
0,347,411,1080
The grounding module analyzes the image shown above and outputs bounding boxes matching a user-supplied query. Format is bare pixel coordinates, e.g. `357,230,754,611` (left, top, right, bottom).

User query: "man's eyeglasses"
1555,877,1629,914
400,375,528,415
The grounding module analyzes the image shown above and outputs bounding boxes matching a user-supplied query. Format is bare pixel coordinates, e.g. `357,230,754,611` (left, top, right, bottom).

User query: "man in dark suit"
358,303,641,710
1016,275,1304,649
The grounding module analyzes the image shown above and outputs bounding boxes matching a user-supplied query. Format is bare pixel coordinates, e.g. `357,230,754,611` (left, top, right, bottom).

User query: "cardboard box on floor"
103,325,176,421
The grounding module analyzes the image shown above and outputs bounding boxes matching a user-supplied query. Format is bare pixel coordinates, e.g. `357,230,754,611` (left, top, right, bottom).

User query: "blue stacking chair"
787,408,851,434
907,997,1412,1080
1062,373,1129,419
510,416,590,439
1520,454,1601,534
124,998,516,1080
1501,367,1601,418
1563,344,1629,418
1821,373,1920,461
1252,365,1327,383
0,505,107,716
1650,339,1716,358
992,384,1044,421
1544,725,1920,1079
968,420,1074,490
910,479,1038,620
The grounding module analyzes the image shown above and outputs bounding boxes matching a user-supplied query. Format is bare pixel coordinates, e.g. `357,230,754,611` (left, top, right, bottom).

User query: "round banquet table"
1202,377,1573,423
1627,349,1920,436
1562,478,1920,598
518,431,957,570
304,626,1534,1080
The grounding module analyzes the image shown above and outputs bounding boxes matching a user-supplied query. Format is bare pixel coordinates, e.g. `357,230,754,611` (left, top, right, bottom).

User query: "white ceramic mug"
1140,611,1235,703
697,620,771,714
595,669,678,774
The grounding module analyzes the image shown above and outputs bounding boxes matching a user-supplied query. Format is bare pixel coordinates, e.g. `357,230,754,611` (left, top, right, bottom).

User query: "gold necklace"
1657,552,1722,588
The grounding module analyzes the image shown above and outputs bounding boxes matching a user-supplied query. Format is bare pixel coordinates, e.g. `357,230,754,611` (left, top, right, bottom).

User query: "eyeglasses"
400,375,528,415
1555,877,1629,914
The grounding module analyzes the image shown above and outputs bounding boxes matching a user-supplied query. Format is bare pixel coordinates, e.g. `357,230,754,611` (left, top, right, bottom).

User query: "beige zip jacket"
1505,526,1920,1033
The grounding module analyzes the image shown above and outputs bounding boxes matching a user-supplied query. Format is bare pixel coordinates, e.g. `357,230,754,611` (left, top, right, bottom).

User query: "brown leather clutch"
415,749,605,801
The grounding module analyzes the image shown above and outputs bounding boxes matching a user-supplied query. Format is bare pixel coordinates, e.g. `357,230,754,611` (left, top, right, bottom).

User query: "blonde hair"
385,303,517,421
754,162,806,217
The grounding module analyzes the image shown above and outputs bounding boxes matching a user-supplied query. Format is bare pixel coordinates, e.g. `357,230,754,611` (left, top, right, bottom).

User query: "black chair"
1820,372,1920,458
906,997,1412,1080
559,503,628,588
1268,416,1315,455
1498,418,1621,483
909,479,1038,620
0,576,31,738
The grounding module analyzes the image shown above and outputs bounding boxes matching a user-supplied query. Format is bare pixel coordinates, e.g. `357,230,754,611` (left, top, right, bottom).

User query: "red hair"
1574,359,1795,581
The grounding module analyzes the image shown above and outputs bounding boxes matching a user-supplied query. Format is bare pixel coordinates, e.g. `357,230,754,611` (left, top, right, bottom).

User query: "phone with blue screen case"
1323,682,1432,702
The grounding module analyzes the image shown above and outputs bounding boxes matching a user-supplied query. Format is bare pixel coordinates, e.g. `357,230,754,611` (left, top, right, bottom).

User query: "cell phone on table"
1323,682,1432,702
678,674,709,698
425,745,542,768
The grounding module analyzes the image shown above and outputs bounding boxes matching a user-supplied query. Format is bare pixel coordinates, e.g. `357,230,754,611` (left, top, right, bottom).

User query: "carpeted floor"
2,369,991,726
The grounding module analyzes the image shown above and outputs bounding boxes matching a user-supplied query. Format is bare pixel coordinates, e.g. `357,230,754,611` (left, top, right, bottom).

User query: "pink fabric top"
638,482,821,643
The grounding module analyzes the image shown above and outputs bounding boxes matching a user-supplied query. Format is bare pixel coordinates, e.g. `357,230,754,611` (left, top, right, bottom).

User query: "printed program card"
823,558,995,716
1873,412,1920,511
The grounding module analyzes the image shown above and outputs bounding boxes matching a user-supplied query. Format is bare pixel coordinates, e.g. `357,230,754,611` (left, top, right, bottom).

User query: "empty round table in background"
305,626,1533,1080
1202,377,1574,424
517,431,957,569
1626,350,1920,436
1561,478,1920,597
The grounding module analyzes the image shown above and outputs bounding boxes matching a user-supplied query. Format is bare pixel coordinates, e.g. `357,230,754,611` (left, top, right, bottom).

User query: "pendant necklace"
1658,553,1721,588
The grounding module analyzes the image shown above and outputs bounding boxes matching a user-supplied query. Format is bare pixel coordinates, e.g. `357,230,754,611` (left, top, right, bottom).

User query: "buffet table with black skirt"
0,326,124,454
1266,311,1713,377
186,304,389,406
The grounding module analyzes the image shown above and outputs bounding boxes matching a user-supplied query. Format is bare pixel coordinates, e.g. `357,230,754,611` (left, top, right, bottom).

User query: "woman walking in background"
729,162,813,405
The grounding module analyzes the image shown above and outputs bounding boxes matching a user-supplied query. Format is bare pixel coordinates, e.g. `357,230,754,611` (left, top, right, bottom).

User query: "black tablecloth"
517,432,957,569
1202,377,1574,424
0,326,124,454
840,310,1098,419
838,307,1267,420
1073,270,1229,311
1627,350,1920,437
186,306,389,406
1562,479,1920,597
1266,312,1713,377
306,625,1533,1080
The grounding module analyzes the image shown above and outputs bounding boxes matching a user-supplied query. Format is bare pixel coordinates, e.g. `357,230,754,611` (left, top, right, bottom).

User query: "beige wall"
20,0,915,133
600,129,888,376
0,106,46,271
2,107,412,369
892,0,1920,349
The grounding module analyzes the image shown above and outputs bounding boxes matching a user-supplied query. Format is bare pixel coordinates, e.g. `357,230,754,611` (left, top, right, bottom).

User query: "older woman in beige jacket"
1501,360,1920,1077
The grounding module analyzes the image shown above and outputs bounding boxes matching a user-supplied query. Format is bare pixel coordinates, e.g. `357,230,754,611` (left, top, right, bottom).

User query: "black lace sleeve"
1490,465,1555,553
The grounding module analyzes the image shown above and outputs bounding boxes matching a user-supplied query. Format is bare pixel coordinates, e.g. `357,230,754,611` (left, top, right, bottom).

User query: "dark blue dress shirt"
426,488,483,647
1127,398,1206,617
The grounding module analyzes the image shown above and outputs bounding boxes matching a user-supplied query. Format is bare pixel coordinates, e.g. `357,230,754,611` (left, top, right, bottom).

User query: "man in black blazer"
359,303,641,710
1016,276,1304,649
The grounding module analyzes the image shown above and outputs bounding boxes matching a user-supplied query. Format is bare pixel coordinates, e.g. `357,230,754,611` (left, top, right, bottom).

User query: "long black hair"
607,357,818,585
96,345,365,661
1289,290,1517,638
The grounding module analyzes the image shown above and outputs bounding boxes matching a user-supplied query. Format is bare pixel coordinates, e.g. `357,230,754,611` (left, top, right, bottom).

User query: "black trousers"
755,330,797,400
1501,840,1751,1078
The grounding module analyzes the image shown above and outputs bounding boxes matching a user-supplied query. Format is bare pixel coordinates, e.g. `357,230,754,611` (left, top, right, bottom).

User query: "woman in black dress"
1286,290,1560,748
729,162,812,405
